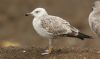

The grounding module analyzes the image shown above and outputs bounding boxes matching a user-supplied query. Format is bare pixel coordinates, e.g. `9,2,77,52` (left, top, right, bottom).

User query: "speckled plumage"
41,15,78,36
31,8,80,39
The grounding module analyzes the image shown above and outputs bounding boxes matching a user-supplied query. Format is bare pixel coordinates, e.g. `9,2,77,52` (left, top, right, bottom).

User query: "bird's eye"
35,11,39,13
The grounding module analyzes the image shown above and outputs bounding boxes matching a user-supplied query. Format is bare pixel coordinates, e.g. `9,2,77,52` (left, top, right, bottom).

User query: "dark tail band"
76,32,93,40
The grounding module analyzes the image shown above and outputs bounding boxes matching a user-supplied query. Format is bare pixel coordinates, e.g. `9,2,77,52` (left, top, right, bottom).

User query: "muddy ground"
0,47,100,59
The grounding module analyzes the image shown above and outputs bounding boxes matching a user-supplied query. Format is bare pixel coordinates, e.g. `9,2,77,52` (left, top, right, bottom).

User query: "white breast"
89,11,96,31
32,18,52,38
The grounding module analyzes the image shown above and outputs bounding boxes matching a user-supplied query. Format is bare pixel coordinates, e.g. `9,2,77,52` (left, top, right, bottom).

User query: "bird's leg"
48,38,53,53
41,39,53,55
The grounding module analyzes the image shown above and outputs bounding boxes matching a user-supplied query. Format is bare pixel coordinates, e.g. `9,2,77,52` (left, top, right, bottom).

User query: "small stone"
22,50,26,53
84,57,87,59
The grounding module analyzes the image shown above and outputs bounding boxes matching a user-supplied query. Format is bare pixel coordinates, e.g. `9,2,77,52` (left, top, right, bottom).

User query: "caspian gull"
25,8,92,55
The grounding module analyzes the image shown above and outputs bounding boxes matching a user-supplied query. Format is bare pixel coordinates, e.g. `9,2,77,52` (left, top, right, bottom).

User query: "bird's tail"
76,32,93,40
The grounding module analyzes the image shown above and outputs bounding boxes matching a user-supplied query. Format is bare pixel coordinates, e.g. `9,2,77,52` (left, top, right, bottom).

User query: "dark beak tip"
25,14,29,16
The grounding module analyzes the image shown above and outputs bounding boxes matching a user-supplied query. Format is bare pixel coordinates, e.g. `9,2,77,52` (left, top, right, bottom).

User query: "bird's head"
25,8,48,17
92,1,100,12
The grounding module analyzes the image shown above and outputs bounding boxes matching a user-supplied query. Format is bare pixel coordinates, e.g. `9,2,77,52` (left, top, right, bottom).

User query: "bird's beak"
25,13,31,16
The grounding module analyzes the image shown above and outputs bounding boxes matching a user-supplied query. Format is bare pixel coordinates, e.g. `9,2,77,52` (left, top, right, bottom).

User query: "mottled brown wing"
41,15,72,35
90,17,100,35
94,23,100,35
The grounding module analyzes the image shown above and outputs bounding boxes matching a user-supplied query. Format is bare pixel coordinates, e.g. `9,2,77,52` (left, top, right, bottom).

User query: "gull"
25,8,92,55
89,1,100,36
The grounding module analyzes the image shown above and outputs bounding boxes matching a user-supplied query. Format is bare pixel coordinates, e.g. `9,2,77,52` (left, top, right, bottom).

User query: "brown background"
0,0,99,48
